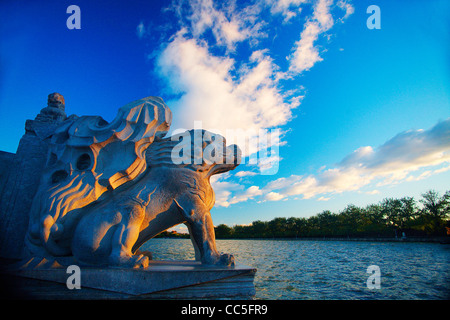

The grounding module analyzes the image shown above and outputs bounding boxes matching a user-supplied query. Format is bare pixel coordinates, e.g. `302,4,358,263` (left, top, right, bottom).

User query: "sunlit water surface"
140,238,450,299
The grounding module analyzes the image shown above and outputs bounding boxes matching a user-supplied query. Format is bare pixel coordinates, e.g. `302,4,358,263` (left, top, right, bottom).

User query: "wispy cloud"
137,1,449,209
138,0,388,207
136,21,146,39
210,173,242,207
259,118,450,201
168,0,266,51
212,119,450,207
264,191,285,201
157,33,296,133
337,0,354,21
180,0,247,49
288,0,336,74
229,185,263,205
235,171,258,178
155,30,297,174
151,0,353,167
211,173,263,207
264,0,308,22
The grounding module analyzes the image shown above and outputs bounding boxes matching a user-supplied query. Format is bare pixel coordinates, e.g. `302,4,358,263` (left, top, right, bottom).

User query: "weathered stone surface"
0,151,15,182
0,93,68,259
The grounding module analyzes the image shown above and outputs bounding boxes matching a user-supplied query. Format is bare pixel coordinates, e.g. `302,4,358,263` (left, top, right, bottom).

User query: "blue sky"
1,0,449,229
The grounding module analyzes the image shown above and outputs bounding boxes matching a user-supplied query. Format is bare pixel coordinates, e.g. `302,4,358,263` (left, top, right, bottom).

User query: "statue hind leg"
108,203,149,268
72,201,149,268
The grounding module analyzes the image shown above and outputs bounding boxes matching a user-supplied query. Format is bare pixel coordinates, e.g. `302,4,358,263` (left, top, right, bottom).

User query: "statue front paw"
109,252,149,269
218,253,235,266
131,254,150,269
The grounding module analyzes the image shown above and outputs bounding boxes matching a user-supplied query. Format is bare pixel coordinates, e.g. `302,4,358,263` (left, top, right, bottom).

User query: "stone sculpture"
0,93,69,259
21,95,240,268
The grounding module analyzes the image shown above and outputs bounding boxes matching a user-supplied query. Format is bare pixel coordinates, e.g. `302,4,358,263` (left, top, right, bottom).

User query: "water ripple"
141,239,450,300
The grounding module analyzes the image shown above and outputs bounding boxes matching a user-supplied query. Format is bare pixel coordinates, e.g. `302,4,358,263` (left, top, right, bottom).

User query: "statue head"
47,93,65,110
146,129,241,178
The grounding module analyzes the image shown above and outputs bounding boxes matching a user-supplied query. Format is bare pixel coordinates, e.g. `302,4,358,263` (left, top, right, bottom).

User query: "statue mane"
26,97,172,256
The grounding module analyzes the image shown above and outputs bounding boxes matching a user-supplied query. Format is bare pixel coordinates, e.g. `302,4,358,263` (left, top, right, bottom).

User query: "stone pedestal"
1,260,256,299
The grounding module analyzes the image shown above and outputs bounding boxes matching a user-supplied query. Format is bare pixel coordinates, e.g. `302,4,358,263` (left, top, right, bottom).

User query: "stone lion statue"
24,97,240,268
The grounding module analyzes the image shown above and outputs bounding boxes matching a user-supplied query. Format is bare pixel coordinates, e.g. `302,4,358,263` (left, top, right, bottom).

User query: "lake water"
140,238,450,300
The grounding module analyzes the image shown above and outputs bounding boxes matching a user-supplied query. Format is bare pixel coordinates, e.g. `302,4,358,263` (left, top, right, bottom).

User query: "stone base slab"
1,260,257,299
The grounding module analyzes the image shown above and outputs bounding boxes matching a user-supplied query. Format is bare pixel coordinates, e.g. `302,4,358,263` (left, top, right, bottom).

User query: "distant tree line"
155,230,189,239
214,190,450,239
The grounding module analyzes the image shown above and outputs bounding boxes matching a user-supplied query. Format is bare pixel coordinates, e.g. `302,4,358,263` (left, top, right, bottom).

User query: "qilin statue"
24,96,240,268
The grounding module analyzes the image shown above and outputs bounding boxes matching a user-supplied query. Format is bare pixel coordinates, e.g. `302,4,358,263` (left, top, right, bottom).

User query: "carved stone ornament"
23,96,240,268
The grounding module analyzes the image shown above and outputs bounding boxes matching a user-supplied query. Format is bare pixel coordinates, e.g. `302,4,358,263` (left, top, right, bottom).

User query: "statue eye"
76,153,91,170
51,170,68,184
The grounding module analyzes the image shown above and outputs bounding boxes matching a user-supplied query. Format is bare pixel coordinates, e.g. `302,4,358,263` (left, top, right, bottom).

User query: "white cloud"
210,173,243,207
167,224,189,234
156,31,298,159
145,1,447,209
229,185,263,205
136,21,146,39
364,190,380,195
235,171,258,178
259,119,450,201
406,170,432,182
168,0,266,51
147,0,363,206
288,0,353,74
288,0,333,73
434,165,450,174
265,191,285,201
264,0,308,22
153,0,353,169
214,119,450,206
337,0,355,21
184,0,247,49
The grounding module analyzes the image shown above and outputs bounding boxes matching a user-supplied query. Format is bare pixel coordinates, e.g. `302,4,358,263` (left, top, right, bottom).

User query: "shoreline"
159,236,449,243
